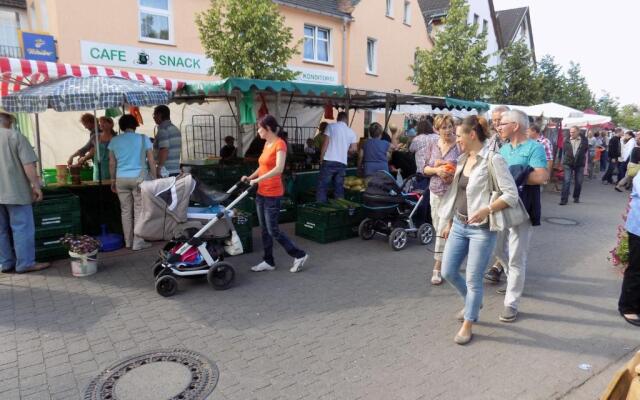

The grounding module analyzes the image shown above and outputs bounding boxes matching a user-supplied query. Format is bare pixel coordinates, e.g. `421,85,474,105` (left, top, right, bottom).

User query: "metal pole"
34,113,43,179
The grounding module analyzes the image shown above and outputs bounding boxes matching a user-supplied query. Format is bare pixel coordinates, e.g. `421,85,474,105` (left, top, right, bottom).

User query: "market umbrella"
524,102,584,119
2,75,172,246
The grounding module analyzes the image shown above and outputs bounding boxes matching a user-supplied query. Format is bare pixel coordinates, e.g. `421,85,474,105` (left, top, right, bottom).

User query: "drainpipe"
341,16,349,87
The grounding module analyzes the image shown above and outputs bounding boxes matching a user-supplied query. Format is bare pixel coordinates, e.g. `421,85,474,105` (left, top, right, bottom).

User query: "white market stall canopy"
373,104,478,118
562,114,612,128
489,102,584,119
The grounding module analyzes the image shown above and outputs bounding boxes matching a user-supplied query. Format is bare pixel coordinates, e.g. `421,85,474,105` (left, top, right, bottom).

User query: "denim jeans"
441,218,497,322
0,204,36,272
316,161,346,202
256,195,305,266
561,165,584,202
602,159,618,183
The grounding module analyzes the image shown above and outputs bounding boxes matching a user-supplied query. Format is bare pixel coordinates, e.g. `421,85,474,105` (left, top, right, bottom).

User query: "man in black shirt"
602,128,623,184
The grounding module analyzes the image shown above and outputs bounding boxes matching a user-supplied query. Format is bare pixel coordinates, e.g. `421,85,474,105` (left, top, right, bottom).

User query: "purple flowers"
60,234,101,255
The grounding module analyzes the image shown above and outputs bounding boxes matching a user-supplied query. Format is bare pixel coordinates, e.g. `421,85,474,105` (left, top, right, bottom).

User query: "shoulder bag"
487,152,529,232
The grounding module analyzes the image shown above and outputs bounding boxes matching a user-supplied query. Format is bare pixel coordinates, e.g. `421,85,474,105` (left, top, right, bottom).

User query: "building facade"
0,0,30,59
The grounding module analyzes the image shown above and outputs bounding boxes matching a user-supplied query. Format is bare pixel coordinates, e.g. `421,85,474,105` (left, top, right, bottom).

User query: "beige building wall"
21,0,433,165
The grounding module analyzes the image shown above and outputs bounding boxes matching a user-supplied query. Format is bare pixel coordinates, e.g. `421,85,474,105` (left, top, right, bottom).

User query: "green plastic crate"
344,189,363,204
35,223,81,240
296,202,362,229
295,222,357,244
33,211,81,229
33,194,81,217
35,236,69,261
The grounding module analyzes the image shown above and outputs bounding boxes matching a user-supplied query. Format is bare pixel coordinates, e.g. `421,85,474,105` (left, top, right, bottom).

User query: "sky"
492,0,640,107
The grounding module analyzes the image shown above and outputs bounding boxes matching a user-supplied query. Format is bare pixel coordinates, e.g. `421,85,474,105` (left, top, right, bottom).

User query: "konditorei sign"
80,41,213,75
288,65,339,85
21,31,57,62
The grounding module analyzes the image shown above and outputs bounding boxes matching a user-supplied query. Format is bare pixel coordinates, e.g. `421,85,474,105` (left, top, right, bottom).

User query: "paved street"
0,178,638,400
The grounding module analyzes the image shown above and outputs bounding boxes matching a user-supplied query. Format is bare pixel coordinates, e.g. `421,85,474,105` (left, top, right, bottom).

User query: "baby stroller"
359,171,434,251
138,175,253,297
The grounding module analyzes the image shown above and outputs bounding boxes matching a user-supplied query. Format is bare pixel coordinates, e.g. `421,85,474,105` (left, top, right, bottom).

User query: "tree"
562,61,595,110
411,0,490,99
619,104,640,131
489,39,541,105
195,0,300,80
537,55,566,103
595,91,620,123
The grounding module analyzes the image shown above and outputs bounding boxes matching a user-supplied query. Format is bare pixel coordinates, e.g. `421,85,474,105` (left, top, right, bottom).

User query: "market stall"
1,59,183,258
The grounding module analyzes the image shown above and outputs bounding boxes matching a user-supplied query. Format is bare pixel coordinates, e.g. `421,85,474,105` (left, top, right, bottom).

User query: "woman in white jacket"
439,116,519,345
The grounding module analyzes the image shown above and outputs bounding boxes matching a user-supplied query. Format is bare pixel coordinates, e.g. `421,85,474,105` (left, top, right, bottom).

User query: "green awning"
445,97,490,111
183,78,345,97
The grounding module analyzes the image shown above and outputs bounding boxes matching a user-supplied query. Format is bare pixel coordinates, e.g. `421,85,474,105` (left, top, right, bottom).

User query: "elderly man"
0,110,50,273
484,105,511,284
560,127,588,205
153,105,182,177
491,110,549,322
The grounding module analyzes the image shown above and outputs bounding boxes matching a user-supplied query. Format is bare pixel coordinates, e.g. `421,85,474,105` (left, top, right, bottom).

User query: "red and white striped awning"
0,57,186,97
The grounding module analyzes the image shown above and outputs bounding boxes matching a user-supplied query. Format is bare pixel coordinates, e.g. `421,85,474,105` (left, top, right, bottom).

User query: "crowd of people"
1,103,638,337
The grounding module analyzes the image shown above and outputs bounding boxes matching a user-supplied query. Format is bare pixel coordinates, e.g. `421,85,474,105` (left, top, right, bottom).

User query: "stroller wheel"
152,260,165,278
389,228,408,251
358,218,376,240
155,275,178,297
208,262,235,291
418,223,435,245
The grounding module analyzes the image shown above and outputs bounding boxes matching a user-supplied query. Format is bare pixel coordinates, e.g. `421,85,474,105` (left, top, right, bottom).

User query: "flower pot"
69,250,98,277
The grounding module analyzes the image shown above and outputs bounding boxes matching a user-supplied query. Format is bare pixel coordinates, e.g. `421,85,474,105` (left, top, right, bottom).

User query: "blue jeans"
441,218,497,322
256,195,305,266
561,165,584,202
0,204,36,272
316,161,346,202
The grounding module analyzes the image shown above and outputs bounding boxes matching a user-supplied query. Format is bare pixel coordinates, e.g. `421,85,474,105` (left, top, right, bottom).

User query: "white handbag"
487,153,529,232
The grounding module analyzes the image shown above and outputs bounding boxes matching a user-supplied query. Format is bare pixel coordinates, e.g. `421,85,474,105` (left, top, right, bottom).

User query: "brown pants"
116,178,145,249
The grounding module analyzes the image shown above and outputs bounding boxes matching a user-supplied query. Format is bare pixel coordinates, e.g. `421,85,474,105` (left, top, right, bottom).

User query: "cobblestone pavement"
0,179,638,400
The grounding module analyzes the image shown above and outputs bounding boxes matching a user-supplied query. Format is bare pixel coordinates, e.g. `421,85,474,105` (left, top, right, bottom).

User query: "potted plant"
60,234,101,277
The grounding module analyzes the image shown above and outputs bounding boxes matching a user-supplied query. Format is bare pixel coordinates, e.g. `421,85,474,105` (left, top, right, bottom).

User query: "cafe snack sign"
80,41,212,75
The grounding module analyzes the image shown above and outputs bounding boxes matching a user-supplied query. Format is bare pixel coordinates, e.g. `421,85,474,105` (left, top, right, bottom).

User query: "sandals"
431,269,443,285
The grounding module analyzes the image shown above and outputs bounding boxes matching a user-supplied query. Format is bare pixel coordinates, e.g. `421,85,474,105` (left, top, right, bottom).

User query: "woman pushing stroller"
241,115,309,273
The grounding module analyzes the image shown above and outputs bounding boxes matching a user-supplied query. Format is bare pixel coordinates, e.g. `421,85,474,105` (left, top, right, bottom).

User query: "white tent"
373,104,478,118
524,102,583,119
562,114,612,128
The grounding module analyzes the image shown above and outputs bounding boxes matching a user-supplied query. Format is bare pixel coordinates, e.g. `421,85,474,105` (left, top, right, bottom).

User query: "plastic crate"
296,202,362,229
35,223,81,240
278,197,297,223
33,211,81,229
295,222,357,244
35,236,69,261
33,194,81,217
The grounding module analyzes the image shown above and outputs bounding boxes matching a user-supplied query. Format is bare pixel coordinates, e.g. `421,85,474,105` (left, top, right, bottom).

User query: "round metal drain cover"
84,349,218,400
545,217,579,226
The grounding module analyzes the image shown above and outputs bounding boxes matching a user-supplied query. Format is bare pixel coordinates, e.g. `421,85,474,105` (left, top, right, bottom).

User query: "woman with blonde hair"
439,115,519,344
421,114,460,285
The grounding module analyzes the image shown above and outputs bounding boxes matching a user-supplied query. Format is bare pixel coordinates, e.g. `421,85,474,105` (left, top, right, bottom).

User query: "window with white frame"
482,19,488,33
403,1,411,24
0,11,20,56
366,38,377,74
139,0,172,43
304,25,330,63
473,13,479,26
386,0,393,17
29,2,37,30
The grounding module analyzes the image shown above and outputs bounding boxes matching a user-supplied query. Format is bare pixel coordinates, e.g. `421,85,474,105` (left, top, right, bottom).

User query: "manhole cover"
84,349,218,400
545,217,579,226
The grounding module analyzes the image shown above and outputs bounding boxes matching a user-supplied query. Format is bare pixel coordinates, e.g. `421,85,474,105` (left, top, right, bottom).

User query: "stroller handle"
226,180,254,194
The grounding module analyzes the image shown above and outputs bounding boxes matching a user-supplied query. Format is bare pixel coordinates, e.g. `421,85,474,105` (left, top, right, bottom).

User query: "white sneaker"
290,254,308,273
251,261,275,272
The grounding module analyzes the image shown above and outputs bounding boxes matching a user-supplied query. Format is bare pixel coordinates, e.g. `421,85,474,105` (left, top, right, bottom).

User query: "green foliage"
562,62,595,110
411,0,490,99
195,0,300,80
489,40,541,105
595,92,620,123
619,104,640,130
537,55,567,103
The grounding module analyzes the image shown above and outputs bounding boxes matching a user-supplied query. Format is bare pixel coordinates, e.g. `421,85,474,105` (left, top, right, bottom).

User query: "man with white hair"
0,109,49,274
492,109,549,322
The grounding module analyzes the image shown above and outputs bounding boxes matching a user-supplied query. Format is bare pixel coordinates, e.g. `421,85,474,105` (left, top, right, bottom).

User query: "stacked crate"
295,201,363,244
233,212,254,254
33,193,82,261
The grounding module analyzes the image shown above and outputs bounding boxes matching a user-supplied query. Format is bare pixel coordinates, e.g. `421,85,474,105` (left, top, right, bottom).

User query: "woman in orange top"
242,115,308,273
